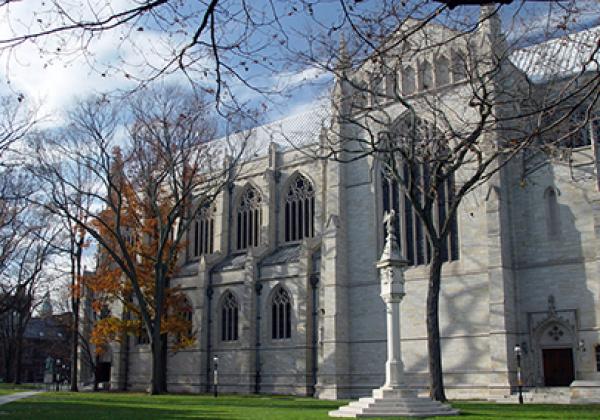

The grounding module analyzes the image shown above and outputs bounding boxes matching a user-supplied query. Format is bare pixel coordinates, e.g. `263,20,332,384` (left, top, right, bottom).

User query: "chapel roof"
213,100,330,161
509,26,600,83
216,26,598,160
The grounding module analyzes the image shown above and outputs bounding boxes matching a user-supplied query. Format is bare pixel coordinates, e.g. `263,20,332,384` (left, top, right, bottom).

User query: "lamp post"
213,355,219,398
55,359,61,392
514,345,523,404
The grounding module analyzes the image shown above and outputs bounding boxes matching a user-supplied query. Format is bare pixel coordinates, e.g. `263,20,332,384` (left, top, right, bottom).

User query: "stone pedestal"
330,388,458,418
329,211,458,418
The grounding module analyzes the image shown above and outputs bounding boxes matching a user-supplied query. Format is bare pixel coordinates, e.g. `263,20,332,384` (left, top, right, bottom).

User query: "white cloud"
0,1,198,123
273,66,329,90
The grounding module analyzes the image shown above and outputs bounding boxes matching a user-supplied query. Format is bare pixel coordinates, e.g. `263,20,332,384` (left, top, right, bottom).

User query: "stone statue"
44,356,54,374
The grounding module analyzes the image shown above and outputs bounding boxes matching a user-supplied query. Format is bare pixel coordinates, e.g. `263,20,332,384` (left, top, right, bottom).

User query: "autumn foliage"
84,149,194,355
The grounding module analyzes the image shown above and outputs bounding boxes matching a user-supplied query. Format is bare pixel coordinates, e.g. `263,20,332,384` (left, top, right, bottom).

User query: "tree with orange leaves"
85,165,196,360
29,85,244,394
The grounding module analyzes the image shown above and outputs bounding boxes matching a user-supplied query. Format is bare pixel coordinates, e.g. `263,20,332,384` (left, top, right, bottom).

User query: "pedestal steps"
329,389,459,418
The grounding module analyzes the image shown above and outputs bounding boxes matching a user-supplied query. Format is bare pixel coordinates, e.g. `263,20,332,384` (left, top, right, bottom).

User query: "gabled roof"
509,26,600,83
213,101,330,161
23,316,69,340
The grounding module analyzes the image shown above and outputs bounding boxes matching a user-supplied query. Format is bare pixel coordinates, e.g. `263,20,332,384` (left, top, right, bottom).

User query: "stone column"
377,210,406,390
329,211,458,418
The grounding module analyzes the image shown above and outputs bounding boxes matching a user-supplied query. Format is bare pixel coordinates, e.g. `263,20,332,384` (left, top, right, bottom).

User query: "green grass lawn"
0,382,40,396
1,392,600,419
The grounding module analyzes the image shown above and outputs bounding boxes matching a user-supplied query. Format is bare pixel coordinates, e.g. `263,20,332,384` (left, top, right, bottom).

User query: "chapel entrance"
95,362,111,383
542,348,574,386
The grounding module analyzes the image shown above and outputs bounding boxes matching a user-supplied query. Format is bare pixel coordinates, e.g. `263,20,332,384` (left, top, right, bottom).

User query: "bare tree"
0,212,61,384
0,94,39,296
28,85,244,394
45,180,93,392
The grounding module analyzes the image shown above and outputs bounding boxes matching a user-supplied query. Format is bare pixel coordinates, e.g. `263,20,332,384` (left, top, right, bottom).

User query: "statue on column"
330,211,458,417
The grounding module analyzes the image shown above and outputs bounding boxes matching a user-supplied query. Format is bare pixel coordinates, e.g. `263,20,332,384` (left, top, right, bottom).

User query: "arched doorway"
530,295,578,387
534,320,576,386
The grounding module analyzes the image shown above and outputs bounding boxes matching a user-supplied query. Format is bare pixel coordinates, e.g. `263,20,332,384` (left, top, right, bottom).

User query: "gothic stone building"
90,19,600,401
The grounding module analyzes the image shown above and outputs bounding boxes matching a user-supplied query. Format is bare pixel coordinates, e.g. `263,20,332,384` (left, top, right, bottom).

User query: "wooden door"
95,362,111,383
543,348,574,386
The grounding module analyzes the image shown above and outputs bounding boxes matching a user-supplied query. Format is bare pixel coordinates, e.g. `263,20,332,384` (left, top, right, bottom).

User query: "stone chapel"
81,11,600,403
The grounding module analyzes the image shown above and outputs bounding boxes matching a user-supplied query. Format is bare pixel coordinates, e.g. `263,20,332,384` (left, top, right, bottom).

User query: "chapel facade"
82,12,600,402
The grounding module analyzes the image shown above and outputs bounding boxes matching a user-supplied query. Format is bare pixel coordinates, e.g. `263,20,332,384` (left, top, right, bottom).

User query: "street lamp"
213,355,219,398
55,359,62,392
514,345,523,404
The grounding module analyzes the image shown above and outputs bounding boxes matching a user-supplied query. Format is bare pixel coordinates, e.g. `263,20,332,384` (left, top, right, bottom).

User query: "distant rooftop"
213,101,330,161
510,26,600,83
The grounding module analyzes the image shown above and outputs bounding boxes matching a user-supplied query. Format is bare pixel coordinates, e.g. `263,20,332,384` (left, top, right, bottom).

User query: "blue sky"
0,0,598,130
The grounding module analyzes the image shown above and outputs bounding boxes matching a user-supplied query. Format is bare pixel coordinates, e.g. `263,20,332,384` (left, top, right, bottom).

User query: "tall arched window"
284,174,315,242
221,292,239,341
236,186,263,250
451,50,467,83
545,187,561,238
435,55,450,87
381,115,459,266
418,60,433,91
352,81,369,113
402,66,416,96
565,109,593,148
271,287,292,339
176,298,194,340
190,205,215,259
371,74,385,105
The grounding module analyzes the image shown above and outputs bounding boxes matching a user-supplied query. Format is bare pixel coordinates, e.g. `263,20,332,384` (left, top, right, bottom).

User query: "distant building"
0,289,71,384
20,313,72,383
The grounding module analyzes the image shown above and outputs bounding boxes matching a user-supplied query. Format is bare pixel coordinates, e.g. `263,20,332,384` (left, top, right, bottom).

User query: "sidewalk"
0,391,42,406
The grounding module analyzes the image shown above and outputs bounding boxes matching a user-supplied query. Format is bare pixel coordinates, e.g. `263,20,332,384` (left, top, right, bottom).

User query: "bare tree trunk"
93,354,99,391
150,330,166,394
150,262,166,395
13,332,23,384
3,339,14,383
70,299,80,391
70,245,82,392
427,245,447,402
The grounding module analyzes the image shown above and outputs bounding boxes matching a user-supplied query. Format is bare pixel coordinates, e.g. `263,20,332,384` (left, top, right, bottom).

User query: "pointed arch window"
418,60,433,91
271,287,292,339
381,116,459,266
176,297,194,340
565,109,594,148
435,55,450,87
402,66,416,96
451,50,467,83
284,174,315,242
236,186,263,250
221,292,239,341
371,74,384,105
190,204,215,259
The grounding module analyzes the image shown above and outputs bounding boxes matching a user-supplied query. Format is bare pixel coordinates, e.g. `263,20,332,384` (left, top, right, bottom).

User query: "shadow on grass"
4,393,599,420
2,400,241,420
0,393,343,420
